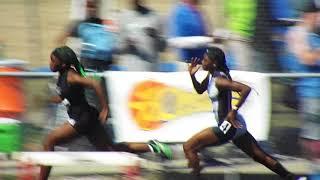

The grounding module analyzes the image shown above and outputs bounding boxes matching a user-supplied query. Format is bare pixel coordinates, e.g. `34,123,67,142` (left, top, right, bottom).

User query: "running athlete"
183,47,294,179
40,46,172,180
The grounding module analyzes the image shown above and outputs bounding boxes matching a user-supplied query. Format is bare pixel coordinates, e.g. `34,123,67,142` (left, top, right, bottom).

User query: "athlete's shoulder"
66,68,82,82
213,71,228,79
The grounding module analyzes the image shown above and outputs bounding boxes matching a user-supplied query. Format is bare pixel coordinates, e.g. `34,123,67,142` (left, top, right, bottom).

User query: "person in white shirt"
117,0,165,71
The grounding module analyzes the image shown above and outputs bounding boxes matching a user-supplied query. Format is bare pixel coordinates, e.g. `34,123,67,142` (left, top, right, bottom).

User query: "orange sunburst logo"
128,80,212,130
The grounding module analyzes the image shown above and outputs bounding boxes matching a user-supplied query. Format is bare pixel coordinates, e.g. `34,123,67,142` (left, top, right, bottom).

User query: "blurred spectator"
286,1,320,176
252,0,282,72
271,0,298,72
224,0,287,72
57,0,116,71
271,0,299,109
224,0,257,71
169,0,208,63
117,0,165,71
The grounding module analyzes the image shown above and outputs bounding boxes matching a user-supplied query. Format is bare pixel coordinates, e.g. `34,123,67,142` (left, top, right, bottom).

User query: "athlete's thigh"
185,127,221,150
233,131,266,157
48,122,79,145
85,122,113,151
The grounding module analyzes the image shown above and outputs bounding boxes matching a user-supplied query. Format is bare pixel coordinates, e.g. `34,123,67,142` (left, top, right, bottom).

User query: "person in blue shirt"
286,1,320,178
57,0,115,71
169,0,208,63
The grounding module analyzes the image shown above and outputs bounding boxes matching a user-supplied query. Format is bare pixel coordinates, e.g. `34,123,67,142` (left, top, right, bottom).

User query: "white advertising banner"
105,70,271,143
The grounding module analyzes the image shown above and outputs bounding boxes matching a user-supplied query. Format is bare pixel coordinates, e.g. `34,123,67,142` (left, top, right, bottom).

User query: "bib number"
219,121,232,134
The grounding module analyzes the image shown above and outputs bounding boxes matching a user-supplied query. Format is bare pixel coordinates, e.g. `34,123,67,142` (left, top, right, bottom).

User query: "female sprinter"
40,46,172,180
183,46,294,179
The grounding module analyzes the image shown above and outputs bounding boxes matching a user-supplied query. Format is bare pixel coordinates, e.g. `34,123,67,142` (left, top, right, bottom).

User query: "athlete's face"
50,54,63,72
202,54,216,71
86,0,98,18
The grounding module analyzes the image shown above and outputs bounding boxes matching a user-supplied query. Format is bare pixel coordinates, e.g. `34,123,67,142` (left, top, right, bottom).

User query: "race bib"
219,121,232,134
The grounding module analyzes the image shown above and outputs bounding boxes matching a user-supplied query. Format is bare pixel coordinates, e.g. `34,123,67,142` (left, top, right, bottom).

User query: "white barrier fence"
0,71,319,143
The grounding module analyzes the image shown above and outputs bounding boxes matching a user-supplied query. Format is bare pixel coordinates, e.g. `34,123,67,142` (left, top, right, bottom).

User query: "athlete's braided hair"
52,46,86,77
206,46,232,80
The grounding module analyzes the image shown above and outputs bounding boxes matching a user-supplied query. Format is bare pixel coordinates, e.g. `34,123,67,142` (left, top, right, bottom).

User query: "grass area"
24,78,52,125
20,78,52,151
22,123,44,151
1,176,16,180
